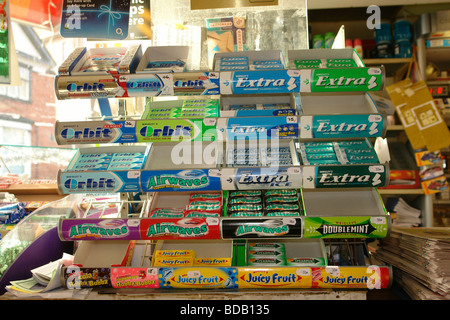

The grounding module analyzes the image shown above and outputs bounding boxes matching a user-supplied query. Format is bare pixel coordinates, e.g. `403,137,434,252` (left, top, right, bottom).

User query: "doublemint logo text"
318,223,376,236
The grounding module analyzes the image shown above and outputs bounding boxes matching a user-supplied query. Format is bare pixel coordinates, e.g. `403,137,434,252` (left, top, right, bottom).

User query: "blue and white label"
173,72,220,95
300,114,383,139
220,70,301,95
56,121,138,144
223,117,299,140
123,73,173,97
59,171,137,194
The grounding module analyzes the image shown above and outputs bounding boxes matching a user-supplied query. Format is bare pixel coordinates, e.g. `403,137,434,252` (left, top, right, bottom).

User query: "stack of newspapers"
373,227,450,300
386,197,422,227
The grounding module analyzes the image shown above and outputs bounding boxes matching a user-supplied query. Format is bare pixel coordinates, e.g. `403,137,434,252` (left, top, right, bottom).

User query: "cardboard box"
152,240,233,267
206,17,246,68
136,46,189,73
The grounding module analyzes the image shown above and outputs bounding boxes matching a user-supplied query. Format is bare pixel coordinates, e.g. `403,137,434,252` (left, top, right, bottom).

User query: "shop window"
0,65,31,102
0,119,32,176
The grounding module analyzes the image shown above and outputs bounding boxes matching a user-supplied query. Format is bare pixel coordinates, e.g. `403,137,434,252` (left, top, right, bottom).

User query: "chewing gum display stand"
51,47,394,293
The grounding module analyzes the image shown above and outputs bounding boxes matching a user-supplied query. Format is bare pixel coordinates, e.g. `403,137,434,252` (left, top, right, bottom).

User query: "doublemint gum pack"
247,257,286,266
286,257,325,266
248,249,285,259
248,242,285,250
247,242,288,266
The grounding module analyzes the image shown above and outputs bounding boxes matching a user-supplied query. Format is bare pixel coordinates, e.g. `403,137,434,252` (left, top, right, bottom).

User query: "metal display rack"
51,47,393,291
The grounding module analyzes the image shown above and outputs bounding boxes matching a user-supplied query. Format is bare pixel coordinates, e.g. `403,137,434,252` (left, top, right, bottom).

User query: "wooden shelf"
3,183,65,202
434,199,450,205
364,58,411,65
4,183,60,195
387,125,404,131
378,188,424,195
426,80,450,85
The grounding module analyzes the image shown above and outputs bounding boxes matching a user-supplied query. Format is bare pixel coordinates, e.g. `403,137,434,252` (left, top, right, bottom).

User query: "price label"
286,116,298,124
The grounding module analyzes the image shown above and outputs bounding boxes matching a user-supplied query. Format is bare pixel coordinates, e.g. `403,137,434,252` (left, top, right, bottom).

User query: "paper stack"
373,227,450,300
4,253,89,299
386,197,422,227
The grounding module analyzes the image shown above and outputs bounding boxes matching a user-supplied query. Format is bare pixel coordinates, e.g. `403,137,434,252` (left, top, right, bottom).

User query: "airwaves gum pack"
148,192,223,218
226,189,301,217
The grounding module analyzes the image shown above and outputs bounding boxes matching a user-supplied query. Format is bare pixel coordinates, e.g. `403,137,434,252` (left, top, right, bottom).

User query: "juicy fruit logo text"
323,275,371,285
242,272,299,286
